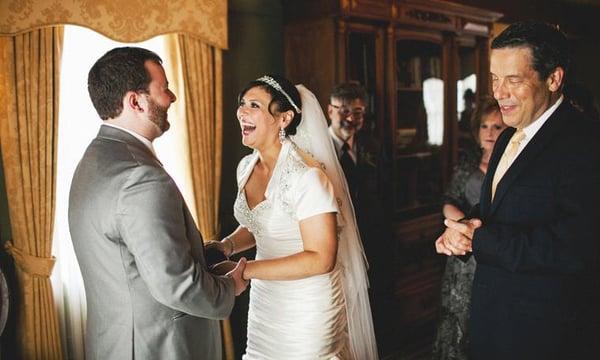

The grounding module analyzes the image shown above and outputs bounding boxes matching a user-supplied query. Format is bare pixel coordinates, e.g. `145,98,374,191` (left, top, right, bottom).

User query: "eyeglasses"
330,104,365,120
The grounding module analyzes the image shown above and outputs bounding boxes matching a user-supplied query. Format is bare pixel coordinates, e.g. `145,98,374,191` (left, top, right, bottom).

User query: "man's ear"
327,104,334,119
125,91,145,113
547,66,565,92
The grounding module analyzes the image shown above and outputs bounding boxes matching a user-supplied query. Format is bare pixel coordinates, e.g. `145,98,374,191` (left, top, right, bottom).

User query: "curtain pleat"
175,34,223,244
0,26,64,359
165,33,233,360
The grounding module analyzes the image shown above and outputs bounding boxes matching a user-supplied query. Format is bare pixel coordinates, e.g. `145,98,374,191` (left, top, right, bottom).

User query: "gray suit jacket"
69,125,234,359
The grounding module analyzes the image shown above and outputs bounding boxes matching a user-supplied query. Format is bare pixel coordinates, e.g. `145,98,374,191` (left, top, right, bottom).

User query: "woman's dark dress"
432,148,483,360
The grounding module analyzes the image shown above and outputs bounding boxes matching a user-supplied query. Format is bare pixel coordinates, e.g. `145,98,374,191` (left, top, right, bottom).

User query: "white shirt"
328,127,357,164
103,123,157,157
506,95,564,168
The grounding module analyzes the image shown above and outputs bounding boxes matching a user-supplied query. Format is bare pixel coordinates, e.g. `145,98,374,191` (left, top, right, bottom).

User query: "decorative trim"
406,9,451,24
463,22,489,35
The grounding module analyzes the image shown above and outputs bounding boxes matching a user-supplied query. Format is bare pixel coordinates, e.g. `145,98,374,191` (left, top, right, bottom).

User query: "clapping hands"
435,218,483,256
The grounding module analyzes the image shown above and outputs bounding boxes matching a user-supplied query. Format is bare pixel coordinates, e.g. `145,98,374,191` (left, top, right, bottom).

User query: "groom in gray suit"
69,47,247,359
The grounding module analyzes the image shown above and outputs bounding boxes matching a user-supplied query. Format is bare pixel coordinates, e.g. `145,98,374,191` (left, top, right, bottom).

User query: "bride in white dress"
209,75,378,359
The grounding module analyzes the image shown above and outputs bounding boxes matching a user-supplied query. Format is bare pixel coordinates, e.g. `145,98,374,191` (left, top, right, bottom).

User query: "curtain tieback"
4,241,56,277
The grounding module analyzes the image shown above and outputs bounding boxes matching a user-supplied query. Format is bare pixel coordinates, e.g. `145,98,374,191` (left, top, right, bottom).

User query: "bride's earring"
279,127,286,143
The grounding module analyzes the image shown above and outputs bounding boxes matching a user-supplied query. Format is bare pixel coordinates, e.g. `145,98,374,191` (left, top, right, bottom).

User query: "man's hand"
204,240,231,267
226,257,249,296
205,240,230,257
435,218,483,256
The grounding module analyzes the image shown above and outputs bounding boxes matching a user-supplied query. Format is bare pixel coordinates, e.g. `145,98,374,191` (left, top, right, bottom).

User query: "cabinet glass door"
348,32,376,107
457,44,478,153
347,30,382,135
394,39,444,218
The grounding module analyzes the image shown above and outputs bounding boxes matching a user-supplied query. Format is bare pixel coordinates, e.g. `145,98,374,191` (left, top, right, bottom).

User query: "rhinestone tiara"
256,75,301,113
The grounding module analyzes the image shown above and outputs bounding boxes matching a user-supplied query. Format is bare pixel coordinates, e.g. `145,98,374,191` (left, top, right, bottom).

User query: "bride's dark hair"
237,75,302,135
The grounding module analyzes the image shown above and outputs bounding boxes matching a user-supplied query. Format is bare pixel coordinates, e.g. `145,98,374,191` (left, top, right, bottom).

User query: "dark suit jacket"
468,101,600,360
352,132,387,226
331,131,391,288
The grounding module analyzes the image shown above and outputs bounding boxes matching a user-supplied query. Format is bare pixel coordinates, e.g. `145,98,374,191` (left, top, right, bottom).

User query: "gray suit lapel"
97,125,163,167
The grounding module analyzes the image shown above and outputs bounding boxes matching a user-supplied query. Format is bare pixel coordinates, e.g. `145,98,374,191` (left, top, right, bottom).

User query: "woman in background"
432,95,506,360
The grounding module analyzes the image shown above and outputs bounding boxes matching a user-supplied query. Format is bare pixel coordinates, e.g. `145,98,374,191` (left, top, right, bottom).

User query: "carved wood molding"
341,0,393,20
406,9,451,25
398,4,457,32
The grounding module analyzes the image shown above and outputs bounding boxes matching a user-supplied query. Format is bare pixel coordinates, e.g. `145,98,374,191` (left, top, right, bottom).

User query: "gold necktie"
491,129,526,200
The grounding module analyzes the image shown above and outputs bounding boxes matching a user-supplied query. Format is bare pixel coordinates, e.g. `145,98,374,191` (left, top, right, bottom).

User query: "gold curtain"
165,34,233,360
171,35,223,242
0,0,227,49
0,27,64,359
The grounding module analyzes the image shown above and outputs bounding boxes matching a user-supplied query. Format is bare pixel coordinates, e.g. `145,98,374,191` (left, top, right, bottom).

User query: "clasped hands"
204,240,249,296
435,218,483,256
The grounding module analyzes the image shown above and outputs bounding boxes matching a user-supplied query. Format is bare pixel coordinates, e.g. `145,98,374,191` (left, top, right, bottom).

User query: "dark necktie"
340,142,357,199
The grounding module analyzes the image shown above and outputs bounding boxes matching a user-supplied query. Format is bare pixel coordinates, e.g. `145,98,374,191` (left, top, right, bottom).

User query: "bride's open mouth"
242,124,256,136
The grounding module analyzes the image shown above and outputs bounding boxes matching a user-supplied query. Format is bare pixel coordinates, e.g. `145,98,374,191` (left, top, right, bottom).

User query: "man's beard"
339,120,357,140
148,98,170,133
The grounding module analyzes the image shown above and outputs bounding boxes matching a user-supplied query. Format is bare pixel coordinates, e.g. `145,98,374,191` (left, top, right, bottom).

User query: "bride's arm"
242,212,338,280
221,225,256,257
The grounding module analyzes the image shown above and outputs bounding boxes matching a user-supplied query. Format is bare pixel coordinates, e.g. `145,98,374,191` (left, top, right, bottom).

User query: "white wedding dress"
235,140,351,359
235,85,378,360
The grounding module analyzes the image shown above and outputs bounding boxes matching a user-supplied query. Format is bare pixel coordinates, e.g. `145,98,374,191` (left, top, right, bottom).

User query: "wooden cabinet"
284,15,386,138
390,30,449,219
284,0,501,357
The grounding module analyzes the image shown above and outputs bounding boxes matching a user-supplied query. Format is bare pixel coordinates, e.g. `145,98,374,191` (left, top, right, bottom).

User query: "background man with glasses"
328,83,367,199
327,82,393,349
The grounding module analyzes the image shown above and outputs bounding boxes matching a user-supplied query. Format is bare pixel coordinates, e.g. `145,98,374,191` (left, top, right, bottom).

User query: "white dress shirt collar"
512,95,564,160
521,95,564,141
328,127,357,163
103,123,157,156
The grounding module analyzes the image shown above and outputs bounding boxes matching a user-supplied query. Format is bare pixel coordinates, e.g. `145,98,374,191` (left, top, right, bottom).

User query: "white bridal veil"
290,85,379,360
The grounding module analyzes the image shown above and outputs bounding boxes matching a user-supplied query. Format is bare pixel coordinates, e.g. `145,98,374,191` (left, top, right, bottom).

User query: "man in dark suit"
435,22,600,359
327,83,392,346
327,82,387,273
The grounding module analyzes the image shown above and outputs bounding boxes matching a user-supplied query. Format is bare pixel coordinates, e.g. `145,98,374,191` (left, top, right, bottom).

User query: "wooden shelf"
395,151,432,159
397,86,423,91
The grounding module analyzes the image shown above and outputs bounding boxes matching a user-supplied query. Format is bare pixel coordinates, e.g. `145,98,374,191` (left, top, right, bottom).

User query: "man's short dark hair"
491,21,570,82
329,82,368,105
88,47,162,120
